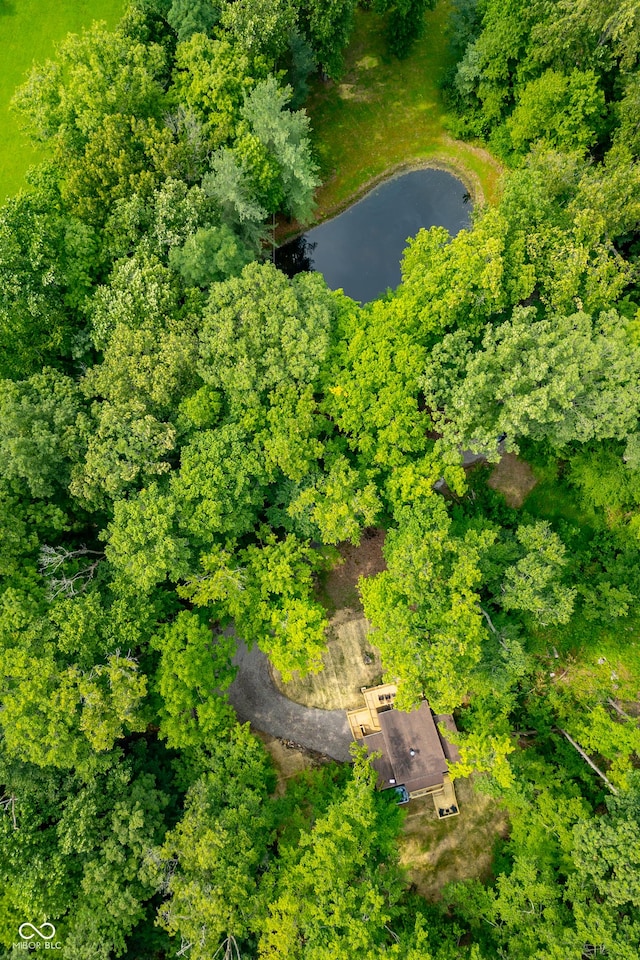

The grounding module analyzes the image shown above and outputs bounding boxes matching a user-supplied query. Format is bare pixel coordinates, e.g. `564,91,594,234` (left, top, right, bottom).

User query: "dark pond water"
276,168,472,303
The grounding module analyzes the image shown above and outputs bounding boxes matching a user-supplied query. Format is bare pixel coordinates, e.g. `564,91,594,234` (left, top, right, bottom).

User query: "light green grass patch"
0,0,125,201
305,1,502,226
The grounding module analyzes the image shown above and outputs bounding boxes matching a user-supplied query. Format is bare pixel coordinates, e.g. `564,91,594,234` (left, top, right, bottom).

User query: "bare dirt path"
227,640,354,763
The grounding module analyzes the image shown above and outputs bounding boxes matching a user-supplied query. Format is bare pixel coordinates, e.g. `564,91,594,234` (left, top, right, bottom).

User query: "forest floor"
255,731,334,796
512,463,640,702
488,453,538,508
0,0,124,201
302,0,503,231
481,457,640,710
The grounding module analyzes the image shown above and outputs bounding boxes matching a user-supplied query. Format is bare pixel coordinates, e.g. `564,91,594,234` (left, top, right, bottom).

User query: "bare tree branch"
39,545,104,599
607,697,635,721
0,794,17,829
479,606,509,650
556,728,618,795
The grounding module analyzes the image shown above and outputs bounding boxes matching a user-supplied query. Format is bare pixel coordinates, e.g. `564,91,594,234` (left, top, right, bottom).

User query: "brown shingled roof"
363,701,454,794
434,714,462,765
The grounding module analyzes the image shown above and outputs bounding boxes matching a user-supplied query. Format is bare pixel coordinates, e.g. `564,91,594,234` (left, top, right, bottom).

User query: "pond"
275,168,473,303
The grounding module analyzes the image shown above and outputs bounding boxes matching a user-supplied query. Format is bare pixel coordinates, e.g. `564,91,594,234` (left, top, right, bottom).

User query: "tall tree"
0,182,96,377
374,0,436,59
500,521,576,626
421,308,640,462
360,497,494,710
151,725,275,959
168,0,221,43
259,751,404,959
151,610,236,748
240,77,320,220
298,0,358,79
220,0,296,63
0,750,171,958
0,369,89,501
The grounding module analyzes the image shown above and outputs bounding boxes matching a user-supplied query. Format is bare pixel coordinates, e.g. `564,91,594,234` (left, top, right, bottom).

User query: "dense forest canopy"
1,0,640,957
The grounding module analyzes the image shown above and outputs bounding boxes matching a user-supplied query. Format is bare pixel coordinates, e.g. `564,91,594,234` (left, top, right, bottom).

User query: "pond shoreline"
276,155,483,246
275,166,472,303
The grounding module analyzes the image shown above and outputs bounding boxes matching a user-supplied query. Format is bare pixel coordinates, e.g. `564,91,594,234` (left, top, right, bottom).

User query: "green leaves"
199,261,333,405
259,751,404,959
151,610,236,747
288,456,381,544
56,760,169,956
507,69,606,155
182,532,330,679
240,77,320,220
0,369,89,500
172,34,258,150
13,21,168,224
169,223,254,286
106,481,192,594
321,296,434,470
3,4,640,956
14,23,167,148
173,423,268,543
168,0,221,43
221,0,296,63
300,0,358,80
153,725,275,957
374,0,436,59
422,308,640,460
0,587,157,769
571,775,640,908
0,185,96,378
501,521,576,626
361,497,494,711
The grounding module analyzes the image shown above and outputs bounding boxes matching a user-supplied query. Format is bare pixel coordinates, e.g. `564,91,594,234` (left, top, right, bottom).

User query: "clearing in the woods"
274,531,509,897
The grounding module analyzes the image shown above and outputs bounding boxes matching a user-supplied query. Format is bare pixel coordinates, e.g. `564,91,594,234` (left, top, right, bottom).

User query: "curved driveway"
227,641,353,763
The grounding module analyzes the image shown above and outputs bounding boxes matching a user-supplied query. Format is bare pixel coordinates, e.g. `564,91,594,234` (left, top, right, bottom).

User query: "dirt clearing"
398,776,509,900
256,731,330,795
322,528,386,612
488,453,537,508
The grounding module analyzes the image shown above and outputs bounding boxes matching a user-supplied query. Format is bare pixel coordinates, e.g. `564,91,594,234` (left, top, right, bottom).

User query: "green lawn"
0,0,125,201
305,1,503,225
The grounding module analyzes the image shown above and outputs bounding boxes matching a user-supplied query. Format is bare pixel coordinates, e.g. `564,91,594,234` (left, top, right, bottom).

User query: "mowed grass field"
306,1,502,221
0,0,124,201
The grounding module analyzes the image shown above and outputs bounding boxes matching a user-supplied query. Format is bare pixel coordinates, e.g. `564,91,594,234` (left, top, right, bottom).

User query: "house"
347,683,461,818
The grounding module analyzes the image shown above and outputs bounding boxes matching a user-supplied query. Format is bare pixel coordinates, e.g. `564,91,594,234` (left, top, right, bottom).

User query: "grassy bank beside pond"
306,0,502,224
0,0,125,201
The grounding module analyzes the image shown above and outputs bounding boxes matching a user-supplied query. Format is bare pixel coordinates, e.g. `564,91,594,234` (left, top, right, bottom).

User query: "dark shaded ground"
227,640,354,763
321,527,386,612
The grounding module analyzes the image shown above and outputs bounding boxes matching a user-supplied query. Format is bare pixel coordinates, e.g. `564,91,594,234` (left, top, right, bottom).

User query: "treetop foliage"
1,0,640,956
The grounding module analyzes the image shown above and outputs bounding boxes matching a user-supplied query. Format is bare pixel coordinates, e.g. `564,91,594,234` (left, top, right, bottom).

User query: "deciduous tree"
152,725,275,958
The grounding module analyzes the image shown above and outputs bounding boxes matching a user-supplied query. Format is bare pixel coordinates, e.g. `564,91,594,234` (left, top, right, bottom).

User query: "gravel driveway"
227,640,354,763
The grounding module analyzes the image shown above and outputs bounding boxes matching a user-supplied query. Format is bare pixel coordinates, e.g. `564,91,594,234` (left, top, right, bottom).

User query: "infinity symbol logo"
18,922,56,941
